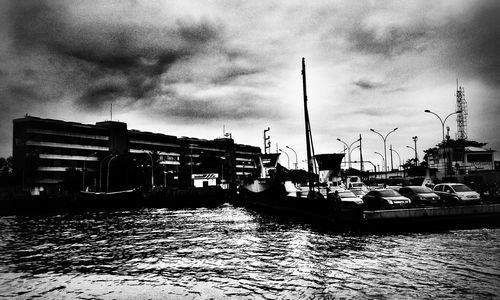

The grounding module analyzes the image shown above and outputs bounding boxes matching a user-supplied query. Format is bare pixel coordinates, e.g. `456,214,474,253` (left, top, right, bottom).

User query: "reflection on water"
1,205,499,299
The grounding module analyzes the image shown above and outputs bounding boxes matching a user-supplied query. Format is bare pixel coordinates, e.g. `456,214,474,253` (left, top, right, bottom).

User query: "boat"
237,58,347,224
236,58,500,231
76,189,143,209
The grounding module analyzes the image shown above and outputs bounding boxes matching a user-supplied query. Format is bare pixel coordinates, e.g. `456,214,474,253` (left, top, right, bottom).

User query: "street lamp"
82,151,98,191
412,136,418,164
142,151,154,187
106,154,118,193
424,110,462,141
424,109,461,178
365,160,377,173
350,145,360,168
350,145,360,156
99,153,115,191
406,145,417,166
285,146,298,169
279,148,290,169
374,151,385,170
337,138,360,169
389,147,402,170
370,127,398,173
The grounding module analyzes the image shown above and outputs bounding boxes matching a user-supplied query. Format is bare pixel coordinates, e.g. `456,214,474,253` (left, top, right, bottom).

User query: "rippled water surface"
1,205,499,299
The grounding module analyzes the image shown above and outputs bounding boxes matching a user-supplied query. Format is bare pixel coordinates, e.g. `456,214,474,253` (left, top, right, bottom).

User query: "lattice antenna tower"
455,81,468,140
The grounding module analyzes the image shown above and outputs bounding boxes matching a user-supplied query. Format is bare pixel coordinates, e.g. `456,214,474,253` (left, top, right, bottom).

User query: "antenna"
263,127,270,154
455,82,468,140
110,103,113,121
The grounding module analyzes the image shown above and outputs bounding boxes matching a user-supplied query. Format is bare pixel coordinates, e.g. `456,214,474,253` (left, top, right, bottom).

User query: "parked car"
433,183,481,205
338,190,364,205
347,182,369,192
362,189,411,210
350,188,367,199
398,186,441,207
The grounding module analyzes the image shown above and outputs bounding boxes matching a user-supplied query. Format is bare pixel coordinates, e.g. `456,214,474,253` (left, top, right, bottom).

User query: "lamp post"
82,151,98,191
337,138,360,169
220,156,226,183
285,146,298,169
142,151,154,187
350,145,360,168
365,161,377,172
425,109,462,178
389,147,402,170
370,128,398,174
412,136,419,164
424,110,462,142
99,153,114,191
374,151,385,170
406,145,417,166
279,148,290,169
106,154,118,193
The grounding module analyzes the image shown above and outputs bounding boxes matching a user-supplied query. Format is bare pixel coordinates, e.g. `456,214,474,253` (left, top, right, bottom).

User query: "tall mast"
302,58,314,189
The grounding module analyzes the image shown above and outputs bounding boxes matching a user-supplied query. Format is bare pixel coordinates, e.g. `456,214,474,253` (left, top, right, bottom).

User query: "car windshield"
453,185,472,192
379,189,400,197
339,192,357,198
411,187,433,193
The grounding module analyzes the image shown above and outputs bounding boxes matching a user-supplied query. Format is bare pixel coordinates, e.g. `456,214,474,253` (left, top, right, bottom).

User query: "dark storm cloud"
347,25,428,57
7,84,43,102
4,0,236,109
152,89,280,121
353,80,385,90
211,65,263,85
441,0,500,85
80,84,124,105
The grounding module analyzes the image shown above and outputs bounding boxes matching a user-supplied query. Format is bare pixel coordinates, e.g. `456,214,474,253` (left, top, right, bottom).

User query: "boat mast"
302,58,314,190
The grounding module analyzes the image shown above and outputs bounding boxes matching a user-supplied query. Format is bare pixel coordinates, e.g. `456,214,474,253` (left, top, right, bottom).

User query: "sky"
1,0,499,171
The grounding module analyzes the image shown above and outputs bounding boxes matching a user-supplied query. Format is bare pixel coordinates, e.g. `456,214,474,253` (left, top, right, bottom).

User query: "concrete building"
426,142,497,184
13,115,260,192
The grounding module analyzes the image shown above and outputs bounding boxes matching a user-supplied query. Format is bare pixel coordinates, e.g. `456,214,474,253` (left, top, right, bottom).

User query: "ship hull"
237,181,500,231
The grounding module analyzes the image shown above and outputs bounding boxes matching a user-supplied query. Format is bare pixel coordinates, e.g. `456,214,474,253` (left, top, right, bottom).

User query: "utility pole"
390,144,394,171
359,134,364,173
412,136,418,165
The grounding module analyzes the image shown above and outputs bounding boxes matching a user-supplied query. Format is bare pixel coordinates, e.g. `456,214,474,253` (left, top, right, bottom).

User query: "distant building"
13,115,260,192
426,141,497,184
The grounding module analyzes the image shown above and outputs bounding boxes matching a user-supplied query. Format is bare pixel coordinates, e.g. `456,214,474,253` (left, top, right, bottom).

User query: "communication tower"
455,83,468,140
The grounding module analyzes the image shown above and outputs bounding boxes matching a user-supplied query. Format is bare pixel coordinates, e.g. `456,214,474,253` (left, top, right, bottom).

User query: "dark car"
362,189,411,210
398,186,441,207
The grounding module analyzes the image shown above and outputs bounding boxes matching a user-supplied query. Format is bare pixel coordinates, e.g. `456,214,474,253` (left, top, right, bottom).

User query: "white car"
349,188,367,199
433,183,481,205
338,190,364,205
348,182,369,192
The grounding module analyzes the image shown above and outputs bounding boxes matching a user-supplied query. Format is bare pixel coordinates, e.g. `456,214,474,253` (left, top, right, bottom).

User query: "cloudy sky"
1,0,499,170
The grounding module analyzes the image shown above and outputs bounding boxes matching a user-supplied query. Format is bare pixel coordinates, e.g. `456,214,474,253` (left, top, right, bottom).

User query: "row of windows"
27,133,108,147
38,160,99,169
27,146,105,157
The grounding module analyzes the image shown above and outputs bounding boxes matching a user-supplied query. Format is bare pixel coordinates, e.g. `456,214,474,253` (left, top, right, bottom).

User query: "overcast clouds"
1,0,499,168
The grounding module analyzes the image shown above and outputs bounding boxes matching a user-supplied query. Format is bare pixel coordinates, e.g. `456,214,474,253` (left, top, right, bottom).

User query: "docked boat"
76,189,143,209
237,58,348,225
236,58,500,231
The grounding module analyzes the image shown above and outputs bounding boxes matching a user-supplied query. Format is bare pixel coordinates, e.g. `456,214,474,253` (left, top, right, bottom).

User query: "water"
1,205,499,299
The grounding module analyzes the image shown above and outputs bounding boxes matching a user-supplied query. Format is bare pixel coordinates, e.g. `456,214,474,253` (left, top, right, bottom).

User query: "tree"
62,167,82,192
0,156,13,185
402,158,418,170
0,157,10,176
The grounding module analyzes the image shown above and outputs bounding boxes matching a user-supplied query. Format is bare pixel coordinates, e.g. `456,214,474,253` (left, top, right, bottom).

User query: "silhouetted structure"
13,115,261,193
